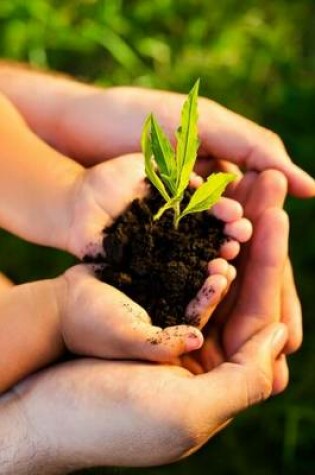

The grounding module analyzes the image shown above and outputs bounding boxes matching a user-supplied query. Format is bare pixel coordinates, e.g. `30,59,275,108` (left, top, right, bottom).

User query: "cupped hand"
60,264,204,363
6,207,288,474
183,169,302,394
66,154,251,261
58,85,315,197
65,153,251,333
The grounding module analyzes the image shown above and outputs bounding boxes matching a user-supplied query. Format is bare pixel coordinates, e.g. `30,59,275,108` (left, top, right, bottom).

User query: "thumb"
62,264,204,363
194,323,288,425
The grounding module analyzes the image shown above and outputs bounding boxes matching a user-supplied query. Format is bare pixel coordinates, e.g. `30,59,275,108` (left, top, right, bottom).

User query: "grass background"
0,0,314,473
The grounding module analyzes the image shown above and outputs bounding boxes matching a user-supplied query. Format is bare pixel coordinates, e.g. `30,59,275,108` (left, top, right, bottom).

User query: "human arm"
0,62,313,197
0,92,82,250
0,276,64,394
0,206,289,474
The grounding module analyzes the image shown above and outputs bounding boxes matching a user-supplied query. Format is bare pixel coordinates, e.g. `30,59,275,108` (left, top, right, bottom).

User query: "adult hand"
57,85,315,197
0,207,289,474
0,66,313,196
182,170,302,395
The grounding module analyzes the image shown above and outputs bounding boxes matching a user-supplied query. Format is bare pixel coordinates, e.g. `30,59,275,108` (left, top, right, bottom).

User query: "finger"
197,99,315,197
192,323,288,424
210,197,243,222
244,170,287,221
186,257,236,329
186,275,228,329
64,265,204,363
226,264,237,284
189,172,204,188
281,259,303,354
0,272,14,291
226,170,287,298
194,157,243,180
120,323,204,363
216,159,243,178
237,171,302,356
208,260,236,291
223,218,253,243
224,209,289,356
270,161,315,198
194,157,217,178
272,354,290,395
224,171,258,204
237,209,289,322
208,257,229,275
216,170,289,326
219,239,240,260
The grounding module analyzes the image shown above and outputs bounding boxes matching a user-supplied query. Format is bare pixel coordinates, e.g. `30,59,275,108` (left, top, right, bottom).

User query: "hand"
64,153,252,333
0,272,13,292
57,85,315,197
2,207,289,474
66,154,251,260
182,170,302,394
0,175,250,394
0,66,313,196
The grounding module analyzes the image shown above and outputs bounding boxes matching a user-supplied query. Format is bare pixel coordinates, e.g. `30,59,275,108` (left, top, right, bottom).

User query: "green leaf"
141,115,170,203
150,114,177,195
175,79,200,196
179,172,236,220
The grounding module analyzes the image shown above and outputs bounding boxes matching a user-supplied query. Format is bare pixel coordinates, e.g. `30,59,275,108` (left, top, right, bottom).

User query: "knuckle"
263,128,284,148
259,169,288,194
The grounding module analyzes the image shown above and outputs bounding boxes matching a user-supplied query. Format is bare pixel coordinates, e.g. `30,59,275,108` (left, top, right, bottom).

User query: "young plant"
141,80,235,228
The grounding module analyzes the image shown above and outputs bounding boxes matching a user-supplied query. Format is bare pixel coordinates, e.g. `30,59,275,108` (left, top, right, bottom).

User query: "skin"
0,63,313,199
0,64,308,471
0,92,248,259
0,64,308,346
182,170,302,396
0,63,306,352
0,157,249,394
0,206,289,474
0,103,251,392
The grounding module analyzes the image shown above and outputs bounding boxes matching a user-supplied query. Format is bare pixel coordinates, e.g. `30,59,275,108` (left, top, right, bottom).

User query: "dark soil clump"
84,185,226,328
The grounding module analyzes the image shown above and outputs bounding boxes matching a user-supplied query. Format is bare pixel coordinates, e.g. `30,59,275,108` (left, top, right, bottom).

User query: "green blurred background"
0,0,314,473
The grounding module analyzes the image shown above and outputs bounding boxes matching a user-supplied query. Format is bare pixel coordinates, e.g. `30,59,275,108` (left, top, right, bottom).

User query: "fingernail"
271,325,287,357
185,332,203,352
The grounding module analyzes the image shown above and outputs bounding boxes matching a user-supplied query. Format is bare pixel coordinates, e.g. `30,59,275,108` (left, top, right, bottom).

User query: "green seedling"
141,79,236,228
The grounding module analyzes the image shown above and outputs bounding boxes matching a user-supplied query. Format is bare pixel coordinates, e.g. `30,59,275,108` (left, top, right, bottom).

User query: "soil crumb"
84,185,225,328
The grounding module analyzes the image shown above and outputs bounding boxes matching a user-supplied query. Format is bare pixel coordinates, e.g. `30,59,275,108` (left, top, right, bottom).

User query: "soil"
84,184,226,328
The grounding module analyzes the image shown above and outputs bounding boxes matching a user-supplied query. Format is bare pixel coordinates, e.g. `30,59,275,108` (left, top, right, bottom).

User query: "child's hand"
60,260,237,361
65,154,251,333
60,265,204,362
66,154,252,261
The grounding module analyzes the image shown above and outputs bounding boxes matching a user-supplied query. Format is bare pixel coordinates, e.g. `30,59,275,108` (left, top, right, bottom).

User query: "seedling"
141,79,235,228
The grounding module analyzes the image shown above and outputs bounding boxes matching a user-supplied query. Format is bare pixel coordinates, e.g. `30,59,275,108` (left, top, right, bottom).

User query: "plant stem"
173,201,181,229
